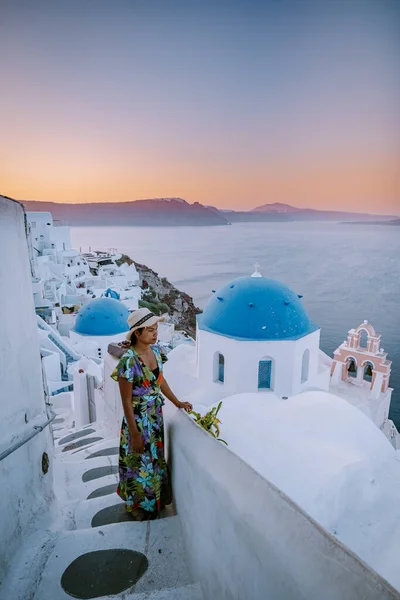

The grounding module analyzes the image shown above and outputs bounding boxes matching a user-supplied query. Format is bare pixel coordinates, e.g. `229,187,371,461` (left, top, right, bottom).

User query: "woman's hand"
130,431,145,453
178,401,193,412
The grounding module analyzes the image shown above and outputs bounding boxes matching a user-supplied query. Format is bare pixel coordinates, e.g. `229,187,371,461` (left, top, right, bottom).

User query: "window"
301,349,310,384
258,360,272,389
217,354,224,383
347,358,357,378
363,362,373,382
214,352,225,383
359,330,368,349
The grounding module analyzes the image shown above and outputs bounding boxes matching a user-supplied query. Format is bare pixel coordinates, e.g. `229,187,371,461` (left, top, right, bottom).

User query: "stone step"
1,513,201,600
27,515,193,600
59,473,118,504
59,437,120,462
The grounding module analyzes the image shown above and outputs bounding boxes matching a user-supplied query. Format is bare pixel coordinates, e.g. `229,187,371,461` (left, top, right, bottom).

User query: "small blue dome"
74,298,129,336
197,276,318,341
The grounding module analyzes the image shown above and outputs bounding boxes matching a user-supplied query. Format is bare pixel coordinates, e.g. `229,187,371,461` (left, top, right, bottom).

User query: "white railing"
37,315,81,362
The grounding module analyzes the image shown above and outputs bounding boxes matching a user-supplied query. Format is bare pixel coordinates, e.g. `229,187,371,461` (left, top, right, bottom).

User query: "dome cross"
251,262,262,278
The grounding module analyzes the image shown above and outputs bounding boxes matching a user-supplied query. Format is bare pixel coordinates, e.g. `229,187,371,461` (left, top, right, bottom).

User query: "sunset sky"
1,0,399,214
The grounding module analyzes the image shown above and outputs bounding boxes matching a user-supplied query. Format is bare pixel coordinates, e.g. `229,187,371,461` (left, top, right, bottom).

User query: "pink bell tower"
330,320,391,393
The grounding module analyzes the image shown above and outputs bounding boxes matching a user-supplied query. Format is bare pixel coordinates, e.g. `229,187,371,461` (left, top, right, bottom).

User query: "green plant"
158,302,170,314
190,401,227,445
138,300,160,314
139,299,170,316
142,288,156,301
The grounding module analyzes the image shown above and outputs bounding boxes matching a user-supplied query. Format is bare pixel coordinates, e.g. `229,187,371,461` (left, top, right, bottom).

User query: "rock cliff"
116,254,201,338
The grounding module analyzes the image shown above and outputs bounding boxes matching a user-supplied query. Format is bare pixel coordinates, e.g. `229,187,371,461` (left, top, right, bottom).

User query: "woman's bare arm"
161,378,192,411
118,378,144,452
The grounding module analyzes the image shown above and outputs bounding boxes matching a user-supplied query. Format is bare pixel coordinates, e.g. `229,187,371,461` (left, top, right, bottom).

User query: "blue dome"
74,298,129,336
197,276,318,341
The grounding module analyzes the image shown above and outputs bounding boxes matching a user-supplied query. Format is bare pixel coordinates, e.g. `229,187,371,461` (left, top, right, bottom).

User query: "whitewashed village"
1,194,400,600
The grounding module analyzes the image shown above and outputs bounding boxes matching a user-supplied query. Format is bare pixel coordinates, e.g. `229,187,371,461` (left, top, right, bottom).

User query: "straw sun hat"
126,308,165,342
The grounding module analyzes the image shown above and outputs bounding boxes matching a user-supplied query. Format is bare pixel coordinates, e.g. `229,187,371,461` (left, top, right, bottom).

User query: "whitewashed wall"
0,198,54,582
41,349,62,382
51,225,72,250
197,327,321,398
103,353,124,437
26,211,53,249
169,410,399,600
69,330,126,360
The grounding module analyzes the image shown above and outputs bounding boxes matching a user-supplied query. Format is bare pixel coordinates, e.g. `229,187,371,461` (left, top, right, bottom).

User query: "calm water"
71,222,400,426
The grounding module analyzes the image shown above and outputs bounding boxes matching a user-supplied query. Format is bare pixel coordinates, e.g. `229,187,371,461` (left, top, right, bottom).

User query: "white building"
27,211,72,253
195,267,327,400
26,212,141,327
165,267,395,441
165,267,331,408
69,296,131,360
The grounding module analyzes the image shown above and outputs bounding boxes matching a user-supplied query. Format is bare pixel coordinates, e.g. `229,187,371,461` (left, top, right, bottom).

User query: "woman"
111,308,192,521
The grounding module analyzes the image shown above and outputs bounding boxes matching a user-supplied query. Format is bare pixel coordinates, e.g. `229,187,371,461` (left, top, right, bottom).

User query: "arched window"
363,361,374,382
347,358,357,378
301,349,310,384
214,352,225,383
258,359,273,389
359,330,368,349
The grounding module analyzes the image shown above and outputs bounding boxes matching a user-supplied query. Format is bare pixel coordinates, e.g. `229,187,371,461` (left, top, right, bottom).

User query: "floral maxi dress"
111,344,171,520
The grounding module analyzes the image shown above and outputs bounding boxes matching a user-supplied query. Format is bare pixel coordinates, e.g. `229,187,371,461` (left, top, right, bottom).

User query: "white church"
164,265,394,440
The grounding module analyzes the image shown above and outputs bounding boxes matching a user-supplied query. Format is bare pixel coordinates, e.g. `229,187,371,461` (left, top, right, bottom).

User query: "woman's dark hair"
130,327,144,346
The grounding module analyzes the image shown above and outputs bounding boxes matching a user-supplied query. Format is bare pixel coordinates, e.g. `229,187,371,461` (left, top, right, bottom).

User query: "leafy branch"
190,401,227,445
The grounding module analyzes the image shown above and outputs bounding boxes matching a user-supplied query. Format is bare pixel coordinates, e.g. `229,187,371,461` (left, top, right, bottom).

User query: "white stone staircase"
37,315,81,364
0,417,204,600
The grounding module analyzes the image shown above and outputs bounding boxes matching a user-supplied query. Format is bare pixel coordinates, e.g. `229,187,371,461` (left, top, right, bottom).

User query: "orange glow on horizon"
1,0,399,217
2,155,399,216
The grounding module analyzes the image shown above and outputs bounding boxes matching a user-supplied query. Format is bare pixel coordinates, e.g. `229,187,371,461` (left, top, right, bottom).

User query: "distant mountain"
205,204,225,214
13,195,399,225
252,202,302,213
21,198,229,226
205,201,397,222
204,204,291,222
249,203,397,222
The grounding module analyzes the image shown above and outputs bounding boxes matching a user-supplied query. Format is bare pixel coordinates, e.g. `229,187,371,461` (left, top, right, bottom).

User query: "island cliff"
116,254,201,338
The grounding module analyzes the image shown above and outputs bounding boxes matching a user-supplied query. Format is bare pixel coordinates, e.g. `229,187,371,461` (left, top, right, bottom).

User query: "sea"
71,221,400,427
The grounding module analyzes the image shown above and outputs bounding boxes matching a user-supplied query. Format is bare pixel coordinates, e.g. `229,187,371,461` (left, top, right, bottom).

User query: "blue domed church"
74,298,129,337
70,297,129,359
195,268,323,399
